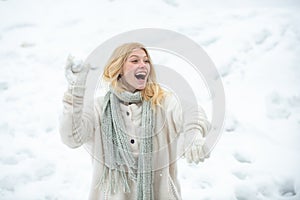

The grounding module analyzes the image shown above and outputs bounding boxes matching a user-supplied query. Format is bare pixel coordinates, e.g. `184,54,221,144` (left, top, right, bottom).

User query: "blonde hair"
103,42,165,107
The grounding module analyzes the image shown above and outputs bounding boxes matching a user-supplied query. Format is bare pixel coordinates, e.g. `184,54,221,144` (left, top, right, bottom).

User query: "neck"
119,77,137,93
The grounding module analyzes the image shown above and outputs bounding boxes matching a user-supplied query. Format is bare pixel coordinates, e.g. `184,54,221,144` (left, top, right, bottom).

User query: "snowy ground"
1,0,300,199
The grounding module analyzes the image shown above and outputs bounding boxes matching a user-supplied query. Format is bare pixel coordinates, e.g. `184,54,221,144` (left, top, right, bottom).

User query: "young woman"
59,42,210,200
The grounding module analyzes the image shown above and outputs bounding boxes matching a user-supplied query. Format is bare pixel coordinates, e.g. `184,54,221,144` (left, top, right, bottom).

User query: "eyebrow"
128,55,148,59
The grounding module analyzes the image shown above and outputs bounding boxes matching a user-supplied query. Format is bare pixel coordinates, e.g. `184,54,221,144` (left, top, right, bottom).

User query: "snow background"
1,0,300,199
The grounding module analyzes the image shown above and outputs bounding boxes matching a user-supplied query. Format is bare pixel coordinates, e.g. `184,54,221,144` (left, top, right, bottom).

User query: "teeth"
136,72,146,76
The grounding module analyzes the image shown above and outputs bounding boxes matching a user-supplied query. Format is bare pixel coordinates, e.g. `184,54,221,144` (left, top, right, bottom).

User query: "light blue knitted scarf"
98,88,154,200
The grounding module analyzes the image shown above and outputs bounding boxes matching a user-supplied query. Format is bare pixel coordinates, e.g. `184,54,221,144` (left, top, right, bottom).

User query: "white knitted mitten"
64,55,90,97
184,133,209,164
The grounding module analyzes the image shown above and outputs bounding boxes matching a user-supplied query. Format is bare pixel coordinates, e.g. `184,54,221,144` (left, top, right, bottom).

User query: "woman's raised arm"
59,55,95,148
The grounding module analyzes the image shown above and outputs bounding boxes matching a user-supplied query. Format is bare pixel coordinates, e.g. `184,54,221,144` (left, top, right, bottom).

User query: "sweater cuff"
68,85,86,97
63,92,73,104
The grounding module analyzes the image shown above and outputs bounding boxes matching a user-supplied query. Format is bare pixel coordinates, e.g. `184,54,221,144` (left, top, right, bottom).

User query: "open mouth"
135,72,147,80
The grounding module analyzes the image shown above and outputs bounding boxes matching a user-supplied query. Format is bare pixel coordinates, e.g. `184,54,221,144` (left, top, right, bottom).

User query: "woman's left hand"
184,134,209,164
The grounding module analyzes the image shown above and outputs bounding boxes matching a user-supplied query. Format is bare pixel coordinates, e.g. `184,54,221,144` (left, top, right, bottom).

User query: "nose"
139,60,147,67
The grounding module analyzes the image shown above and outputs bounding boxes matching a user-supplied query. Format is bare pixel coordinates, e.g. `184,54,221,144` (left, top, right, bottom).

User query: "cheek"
123,63,136,74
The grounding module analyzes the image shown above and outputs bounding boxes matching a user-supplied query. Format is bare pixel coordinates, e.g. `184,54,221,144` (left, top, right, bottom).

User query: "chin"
136,85,146,91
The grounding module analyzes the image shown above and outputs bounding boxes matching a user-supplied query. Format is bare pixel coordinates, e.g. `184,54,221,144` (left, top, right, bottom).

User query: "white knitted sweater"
59,91,210,200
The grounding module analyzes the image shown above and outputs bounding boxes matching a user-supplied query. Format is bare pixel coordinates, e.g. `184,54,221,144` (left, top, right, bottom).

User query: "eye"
131,60,138,63
144,60,150,63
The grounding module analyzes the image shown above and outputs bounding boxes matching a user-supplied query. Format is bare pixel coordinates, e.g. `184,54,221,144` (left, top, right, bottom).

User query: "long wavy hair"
102,42,165,106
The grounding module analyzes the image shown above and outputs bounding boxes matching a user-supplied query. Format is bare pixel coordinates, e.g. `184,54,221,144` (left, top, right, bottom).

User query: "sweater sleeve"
59,91,95,148
182,103,211,153
169,94,211,158
183,103,210,137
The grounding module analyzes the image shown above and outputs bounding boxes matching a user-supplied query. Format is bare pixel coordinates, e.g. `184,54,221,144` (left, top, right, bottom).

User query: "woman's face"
121,48,151,92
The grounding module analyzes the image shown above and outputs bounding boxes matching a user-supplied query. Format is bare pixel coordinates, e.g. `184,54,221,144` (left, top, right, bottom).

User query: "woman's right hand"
64,55,90,96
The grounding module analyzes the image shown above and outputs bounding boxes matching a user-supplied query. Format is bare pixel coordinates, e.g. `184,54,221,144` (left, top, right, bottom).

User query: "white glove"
184,134,209,164
64,55,90,97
